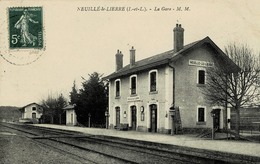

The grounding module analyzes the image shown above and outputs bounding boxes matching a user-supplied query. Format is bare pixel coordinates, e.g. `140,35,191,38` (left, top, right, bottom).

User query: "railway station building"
105,24,238,134
19,102,43,124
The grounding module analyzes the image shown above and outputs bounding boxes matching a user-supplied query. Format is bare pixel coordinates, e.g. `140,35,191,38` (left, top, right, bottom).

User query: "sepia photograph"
0,0,260,163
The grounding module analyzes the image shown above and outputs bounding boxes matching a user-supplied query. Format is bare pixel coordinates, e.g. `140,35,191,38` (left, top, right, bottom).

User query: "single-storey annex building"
105,24,238,134
63,104,77,126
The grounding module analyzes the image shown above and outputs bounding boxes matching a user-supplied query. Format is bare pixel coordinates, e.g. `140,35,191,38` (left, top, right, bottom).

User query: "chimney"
115,50,123,71
173,24,184,52
130,46,135,67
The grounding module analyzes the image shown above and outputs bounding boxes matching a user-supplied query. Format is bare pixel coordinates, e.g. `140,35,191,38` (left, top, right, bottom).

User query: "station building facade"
105,24,237,134
19,103,43,123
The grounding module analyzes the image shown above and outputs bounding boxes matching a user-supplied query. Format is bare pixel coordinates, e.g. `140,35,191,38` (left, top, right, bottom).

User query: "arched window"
130,75,137,95
115,79,121,97
149,70,158,92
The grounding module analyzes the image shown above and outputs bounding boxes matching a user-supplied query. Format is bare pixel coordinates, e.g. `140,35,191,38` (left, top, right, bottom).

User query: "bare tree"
202,43,260,138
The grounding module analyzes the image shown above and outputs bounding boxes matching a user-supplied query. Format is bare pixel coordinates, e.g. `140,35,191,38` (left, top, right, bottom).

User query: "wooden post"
88,113,91,127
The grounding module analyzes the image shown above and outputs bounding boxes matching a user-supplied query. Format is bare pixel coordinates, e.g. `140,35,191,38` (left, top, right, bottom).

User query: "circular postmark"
0,6,45,66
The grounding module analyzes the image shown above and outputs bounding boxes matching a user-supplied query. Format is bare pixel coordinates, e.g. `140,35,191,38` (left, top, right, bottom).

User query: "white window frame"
114,79,121,98
129,74,137,95
197,68,206,84
197,106,206,122
148,69,158,92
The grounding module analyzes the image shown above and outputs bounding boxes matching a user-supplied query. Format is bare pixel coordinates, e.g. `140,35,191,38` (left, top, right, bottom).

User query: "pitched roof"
63,104,76,110
19,102,43,112
105,36,239,80
19,102,43,109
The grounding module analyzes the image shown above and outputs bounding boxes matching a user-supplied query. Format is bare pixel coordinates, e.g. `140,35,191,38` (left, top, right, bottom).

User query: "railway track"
1,123,257,163
1,123,135,164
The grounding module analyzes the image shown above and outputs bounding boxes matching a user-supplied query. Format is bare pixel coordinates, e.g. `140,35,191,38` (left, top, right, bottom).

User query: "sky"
0,0,260,107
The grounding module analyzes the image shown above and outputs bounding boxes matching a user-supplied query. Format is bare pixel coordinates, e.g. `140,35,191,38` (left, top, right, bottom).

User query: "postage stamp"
9,7,43,49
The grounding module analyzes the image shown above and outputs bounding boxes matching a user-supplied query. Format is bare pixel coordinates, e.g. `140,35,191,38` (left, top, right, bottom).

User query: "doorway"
32,113,36,119
71,113,73,124
131,106,137,130
115,107,120,129
150,104,157,132
213,109,221,132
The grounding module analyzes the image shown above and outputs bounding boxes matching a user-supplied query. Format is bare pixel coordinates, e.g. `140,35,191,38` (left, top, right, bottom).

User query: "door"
116,107,120,129
71,113,73,124
131,106,137,130
150,104,157,132
32,113,36,119
213,109,221,132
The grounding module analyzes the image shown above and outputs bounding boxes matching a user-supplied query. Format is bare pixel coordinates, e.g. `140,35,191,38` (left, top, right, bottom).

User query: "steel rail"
0,123,138,164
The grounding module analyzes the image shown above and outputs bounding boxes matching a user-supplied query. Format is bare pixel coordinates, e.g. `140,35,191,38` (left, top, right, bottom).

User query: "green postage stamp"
9,7,43,49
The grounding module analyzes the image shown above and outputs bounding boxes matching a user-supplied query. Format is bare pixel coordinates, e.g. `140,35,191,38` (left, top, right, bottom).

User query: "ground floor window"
198,107,205,122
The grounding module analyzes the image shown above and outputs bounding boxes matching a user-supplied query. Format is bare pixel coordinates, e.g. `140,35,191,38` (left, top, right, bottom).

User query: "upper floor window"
130,75,137,95
149,70,158,92
198,69,206,85
115,79,121,97
32,107,36,111
197,107,206,122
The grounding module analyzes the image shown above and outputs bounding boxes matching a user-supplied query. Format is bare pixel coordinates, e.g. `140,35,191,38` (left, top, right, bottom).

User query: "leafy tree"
202,43,260,138
75,72,108,126
41,93,67,124
69,80,79,105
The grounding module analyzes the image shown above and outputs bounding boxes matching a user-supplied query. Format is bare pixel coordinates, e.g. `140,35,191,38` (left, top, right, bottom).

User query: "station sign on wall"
189,60,214,67
127,96,141,102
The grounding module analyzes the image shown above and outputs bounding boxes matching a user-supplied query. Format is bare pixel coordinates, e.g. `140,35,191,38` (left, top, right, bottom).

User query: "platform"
33,124,260,159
